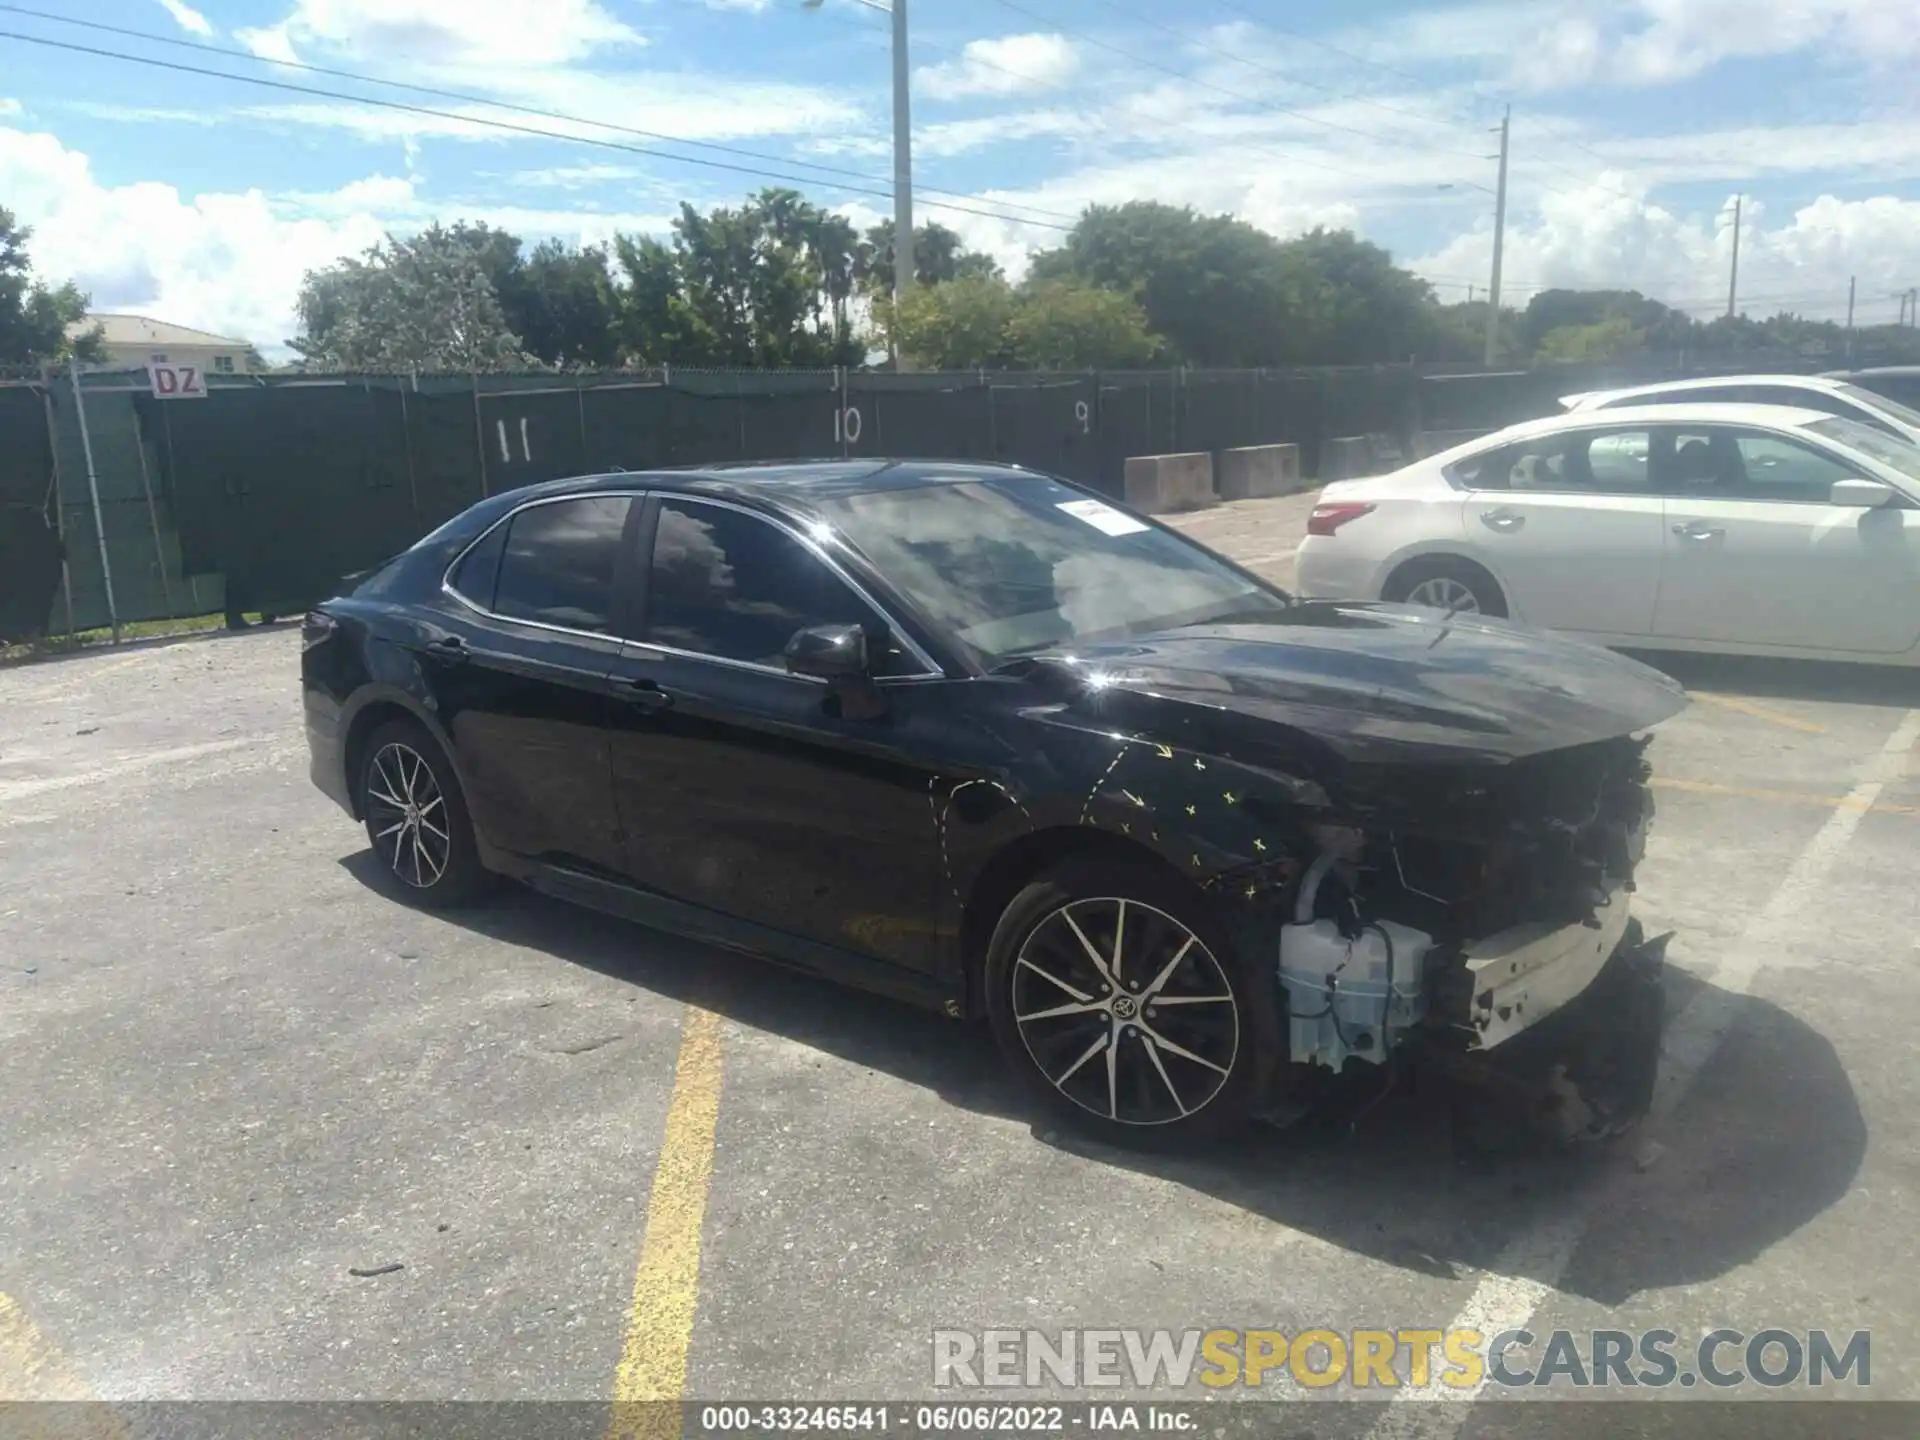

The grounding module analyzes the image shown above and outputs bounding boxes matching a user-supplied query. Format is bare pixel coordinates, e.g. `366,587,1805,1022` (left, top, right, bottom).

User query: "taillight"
1307,501,1376,536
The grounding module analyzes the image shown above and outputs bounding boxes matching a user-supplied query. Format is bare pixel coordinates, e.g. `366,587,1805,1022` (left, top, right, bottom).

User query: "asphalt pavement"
3,489,1918,1437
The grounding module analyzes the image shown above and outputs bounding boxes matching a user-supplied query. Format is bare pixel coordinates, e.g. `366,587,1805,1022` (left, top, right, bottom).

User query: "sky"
3,0,1918,356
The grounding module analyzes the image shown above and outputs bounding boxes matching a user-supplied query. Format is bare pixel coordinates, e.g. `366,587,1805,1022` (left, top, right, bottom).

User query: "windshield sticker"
1057,499,1149,536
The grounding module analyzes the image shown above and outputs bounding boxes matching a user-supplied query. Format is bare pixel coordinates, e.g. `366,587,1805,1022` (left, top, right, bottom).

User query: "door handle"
616,677,675,713
1671,521,1724,541
1480,508,1525,532
422,635,469,665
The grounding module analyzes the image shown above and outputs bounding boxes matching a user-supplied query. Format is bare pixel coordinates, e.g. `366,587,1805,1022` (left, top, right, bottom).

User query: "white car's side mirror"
1830,478,1897,508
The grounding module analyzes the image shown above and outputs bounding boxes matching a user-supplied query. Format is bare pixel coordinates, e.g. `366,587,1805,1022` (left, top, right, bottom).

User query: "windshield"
1806,418,1920,486
813,473,1290,665
1837,383,1920,432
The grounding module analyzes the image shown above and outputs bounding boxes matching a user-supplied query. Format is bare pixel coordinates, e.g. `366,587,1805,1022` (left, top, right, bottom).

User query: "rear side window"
1451,429,1653,494
492,496,632,632
447,521,508,610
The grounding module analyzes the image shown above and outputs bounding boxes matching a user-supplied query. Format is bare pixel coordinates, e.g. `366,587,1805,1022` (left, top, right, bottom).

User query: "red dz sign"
147,363,208,399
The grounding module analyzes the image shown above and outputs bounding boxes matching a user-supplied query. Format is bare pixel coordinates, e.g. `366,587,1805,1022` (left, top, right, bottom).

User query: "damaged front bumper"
1456,886,1634,1051
1418,917,1670,1145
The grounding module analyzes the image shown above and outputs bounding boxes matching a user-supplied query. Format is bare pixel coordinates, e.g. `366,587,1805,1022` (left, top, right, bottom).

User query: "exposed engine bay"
1273,732,1668,1138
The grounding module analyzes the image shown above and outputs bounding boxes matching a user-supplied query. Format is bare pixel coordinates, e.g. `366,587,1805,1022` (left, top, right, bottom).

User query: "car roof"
1560,374,1850,409
488,458,1039,513
1825,366,1920,379
1492,401,1833,443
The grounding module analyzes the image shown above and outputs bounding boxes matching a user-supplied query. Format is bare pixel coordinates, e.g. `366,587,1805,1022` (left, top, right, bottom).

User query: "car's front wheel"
359,718,491,907
984,857,1278,1148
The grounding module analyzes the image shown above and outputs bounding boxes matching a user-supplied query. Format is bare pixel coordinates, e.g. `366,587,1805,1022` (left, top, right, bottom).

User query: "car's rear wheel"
359,719,490,907
1384,557,1508,618
984,857,1278,1148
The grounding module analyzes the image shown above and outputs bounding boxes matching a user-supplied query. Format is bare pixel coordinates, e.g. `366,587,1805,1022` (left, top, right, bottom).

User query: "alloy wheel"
1403,575,1480,613
1011,897,1240,1126
366,742,452,890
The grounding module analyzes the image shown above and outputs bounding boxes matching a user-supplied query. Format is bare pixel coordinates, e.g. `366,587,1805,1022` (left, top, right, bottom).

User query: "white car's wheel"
1385,558,1508,618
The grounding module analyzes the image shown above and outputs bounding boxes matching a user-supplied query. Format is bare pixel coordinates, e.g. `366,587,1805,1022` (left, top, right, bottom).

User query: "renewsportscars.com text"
932,1328,1871,1391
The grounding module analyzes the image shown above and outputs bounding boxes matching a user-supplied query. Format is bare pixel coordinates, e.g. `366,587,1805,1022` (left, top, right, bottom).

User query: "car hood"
1041,600,1689,764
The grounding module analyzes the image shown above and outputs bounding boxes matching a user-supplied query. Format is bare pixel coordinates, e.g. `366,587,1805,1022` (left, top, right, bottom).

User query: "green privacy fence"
0,348,1855,643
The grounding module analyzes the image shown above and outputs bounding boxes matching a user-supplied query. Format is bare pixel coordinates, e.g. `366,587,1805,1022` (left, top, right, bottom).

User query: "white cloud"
700,0,773,10
1410,176,1920,326
155,0,215,37
240,0,643,71
916,34,1080,101
0,99,21,118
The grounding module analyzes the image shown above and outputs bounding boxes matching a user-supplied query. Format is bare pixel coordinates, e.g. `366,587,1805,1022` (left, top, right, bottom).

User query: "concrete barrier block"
1215,443,1304,500
1413,428,1492,459
1123,452,1215,514
1318,436,1373,483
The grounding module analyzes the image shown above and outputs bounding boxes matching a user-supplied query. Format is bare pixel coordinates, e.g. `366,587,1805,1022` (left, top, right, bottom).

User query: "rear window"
492,496,632,632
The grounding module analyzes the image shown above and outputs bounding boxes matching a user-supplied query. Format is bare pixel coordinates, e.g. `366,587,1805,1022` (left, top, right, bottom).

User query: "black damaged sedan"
303,461,1686,1147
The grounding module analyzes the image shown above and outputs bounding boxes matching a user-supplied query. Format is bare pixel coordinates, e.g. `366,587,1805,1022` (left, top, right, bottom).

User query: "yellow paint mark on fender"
608,1006,725,1440
1689,691,1826,734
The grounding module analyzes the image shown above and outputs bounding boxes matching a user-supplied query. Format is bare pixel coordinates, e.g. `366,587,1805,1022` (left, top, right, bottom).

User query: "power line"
988,0,1491,167
0,2,1082,227
0,26,1078,233
1202,0,1503,126
1078,0,1488,157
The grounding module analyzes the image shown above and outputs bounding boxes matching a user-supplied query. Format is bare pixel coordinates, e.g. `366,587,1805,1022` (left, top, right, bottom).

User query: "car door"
1451,423,1667,635
1651,425,1920,654
603,493,960,975
426,493,637,873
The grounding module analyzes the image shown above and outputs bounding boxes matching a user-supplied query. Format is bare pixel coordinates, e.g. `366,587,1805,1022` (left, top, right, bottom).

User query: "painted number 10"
834,406,863,444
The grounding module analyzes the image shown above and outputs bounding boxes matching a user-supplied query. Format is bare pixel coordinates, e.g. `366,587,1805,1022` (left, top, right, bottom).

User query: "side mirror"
784,622,870,680
1830,478,1897,508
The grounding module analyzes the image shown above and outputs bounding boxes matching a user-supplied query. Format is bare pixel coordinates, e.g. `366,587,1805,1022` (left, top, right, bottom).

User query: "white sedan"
1292,402,1920,665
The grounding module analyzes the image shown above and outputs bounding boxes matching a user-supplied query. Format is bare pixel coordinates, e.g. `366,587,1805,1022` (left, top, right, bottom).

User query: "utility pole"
1725,194,1742,319
1846,275,1856,364
1482,104,1510,368
890,0,913,308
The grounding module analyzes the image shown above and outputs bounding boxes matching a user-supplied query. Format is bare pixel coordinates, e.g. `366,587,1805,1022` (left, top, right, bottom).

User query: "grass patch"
0,612,276,665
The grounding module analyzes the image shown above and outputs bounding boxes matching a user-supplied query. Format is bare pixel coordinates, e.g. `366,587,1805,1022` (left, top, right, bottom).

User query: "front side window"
1836,382,1920,432
1661,428,1858,503
491,496,631,632
1456,429,1654,494
645,499,912,673
811,472,1290,666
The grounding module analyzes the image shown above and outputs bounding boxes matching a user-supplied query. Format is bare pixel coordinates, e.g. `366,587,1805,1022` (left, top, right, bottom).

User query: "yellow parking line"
608,1006,725,1440
1688,691,1827,734
0,1293,94,1406
1653,775,1918,816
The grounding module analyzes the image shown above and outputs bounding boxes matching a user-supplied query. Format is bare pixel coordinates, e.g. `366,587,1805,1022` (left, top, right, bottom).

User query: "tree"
886,273,1162,370
1028,202,1304,366
512,239,621,369
1005,279,1158,368
886,274,1018,369
1534,315,1644,363
613,189,865,368
858,220,1003,294
291,225,532,371
0,208,102,366
1272,228,1437,364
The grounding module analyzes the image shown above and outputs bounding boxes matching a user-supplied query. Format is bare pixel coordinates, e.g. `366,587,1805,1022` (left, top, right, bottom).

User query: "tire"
984,856,1280,1149
1384,557,1508,618
358,718,492,908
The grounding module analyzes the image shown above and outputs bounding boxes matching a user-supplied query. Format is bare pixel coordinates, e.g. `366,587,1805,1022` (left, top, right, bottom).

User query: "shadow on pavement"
1626,649,1920,710
341,854,1865,1309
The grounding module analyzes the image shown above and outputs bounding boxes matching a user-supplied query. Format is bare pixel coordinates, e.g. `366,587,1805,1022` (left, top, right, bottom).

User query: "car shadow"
339,854,1865,1308
1624,648,1920,709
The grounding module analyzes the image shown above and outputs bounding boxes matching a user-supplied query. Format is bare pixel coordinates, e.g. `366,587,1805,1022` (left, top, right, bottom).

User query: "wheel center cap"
1111,994,1139,1020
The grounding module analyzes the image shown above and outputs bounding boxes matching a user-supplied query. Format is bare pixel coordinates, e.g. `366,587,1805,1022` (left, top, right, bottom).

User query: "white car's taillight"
1306,501,1376,536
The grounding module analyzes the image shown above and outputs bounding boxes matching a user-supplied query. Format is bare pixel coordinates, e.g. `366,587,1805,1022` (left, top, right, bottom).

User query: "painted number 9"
834,406,863,444
1074,400,1091,434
